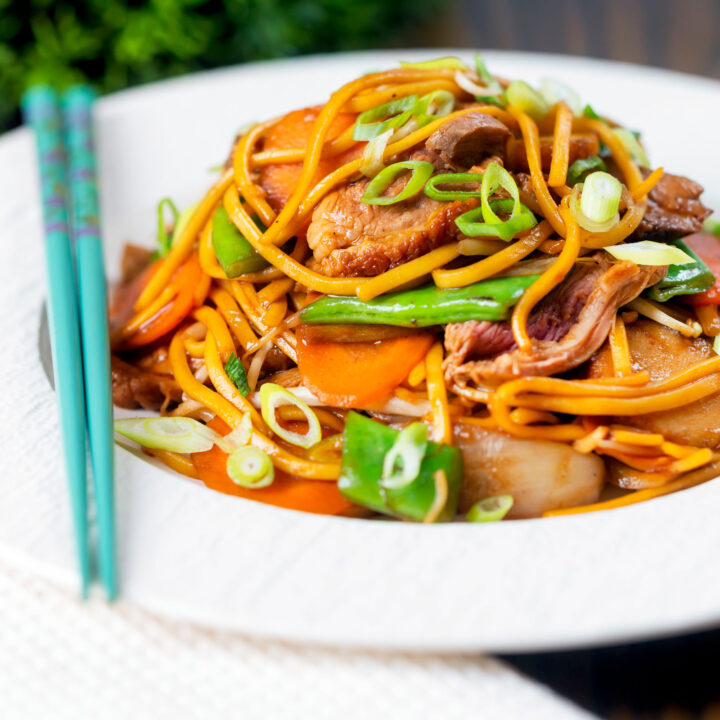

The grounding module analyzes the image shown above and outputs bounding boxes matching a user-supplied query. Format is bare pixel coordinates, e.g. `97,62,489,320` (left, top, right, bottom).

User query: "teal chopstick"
22,86,90,597
62,86,117,601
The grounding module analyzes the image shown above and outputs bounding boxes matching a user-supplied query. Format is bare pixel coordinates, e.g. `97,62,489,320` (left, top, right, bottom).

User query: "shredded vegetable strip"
170,331,338,479
609,316,632,376
136,168,234,311
210,288,258,350
204,331,267,430
576,117,643,191
234,118,281,226
229,282,297,362
547,103,573,188
197,218,228,280
510,202,581,352
508,106,565,236
433,221,551,288
631,167,664,201
193,306,236,358
344,80,461,114
425,341,452,444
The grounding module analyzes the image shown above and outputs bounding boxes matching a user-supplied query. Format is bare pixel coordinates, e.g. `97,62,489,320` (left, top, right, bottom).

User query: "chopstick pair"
22,86,116,600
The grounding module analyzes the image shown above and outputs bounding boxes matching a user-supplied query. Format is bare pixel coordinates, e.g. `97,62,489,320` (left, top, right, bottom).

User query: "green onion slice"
225,353,250,397
226,446,274,489
455,199,537,242
353,95,417,141
259,383,322,449
473,53,507,107
381,422,429,490
506,80,550,119
466,495,514,522
480,162,523,224
216,413,253,454
114,416,221,454
424,171,484,201
156,198,180,257
583,104,601,120
604,240,695,266
360,128,394,178
580,171,622,223
361,160,435,206
613,128,650,167
568,173,622,234
566,156,606,186
399,56,467,71
413,89,456,127
540,77,582,115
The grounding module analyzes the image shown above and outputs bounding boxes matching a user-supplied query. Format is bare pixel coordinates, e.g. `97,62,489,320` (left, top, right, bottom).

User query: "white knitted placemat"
0,555,594,720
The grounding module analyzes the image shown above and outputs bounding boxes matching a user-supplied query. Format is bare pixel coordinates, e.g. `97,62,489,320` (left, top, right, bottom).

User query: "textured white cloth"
0,556,594,720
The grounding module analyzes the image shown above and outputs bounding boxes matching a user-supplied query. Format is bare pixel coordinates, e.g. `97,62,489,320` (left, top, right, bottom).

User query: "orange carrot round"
296,326,434,408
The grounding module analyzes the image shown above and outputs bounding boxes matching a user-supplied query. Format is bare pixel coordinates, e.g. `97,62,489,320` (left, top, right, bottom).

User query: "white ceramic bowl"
1,50,719,652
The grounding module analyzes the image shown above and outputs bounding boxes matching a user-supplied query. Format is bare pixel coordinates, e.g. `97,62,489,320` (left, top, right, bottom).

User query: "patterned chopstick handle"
62,85,118,601
22,86,90,596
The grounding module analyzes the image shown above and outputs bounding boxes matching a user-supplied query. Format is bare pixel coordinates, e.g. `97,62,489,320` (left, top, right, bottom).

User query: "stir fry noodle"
111,55,720,522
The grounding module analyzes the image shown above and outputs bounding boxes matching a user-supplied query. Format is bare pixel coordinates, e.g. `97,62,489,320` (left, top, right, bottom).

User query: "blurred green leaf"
0,0,441,131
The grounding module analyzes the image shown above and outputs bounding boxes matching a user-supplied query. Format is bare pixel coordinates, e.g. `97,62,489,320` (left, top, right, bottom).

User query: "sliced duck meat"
444,259,667,384
112,355,182,411
307,176,477,277
635,170,712,241
425,112,511,170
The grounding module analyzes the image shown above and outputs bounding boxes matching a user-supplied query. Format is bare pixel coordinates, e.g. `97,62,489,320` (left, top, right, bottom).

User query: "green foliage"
1,0,440,131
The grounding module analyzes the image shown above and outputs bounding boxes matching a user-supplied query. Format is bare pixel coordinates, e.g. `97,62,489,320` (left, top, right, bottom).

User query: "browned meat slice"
112,355,182,411
587,319,720,448
635,170,711,241
307,178,476,277
444,260,666,384
505,133,600,173
425,112,511,170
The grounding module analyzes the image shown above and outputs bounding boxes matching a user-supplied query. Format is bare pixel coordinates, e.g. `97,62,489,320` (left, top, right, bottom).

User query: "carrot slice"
191,418,354,516
121,254,205,349
296,325,435,408
260,106,359,213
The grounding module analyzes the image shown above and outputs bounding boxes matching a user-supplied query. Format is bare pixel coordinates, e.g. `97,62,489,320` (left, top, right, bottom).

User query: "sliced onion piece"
226,446,274,488
605,240,695,266
259,383,322,448
114,416,221,453
453,70,501,98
